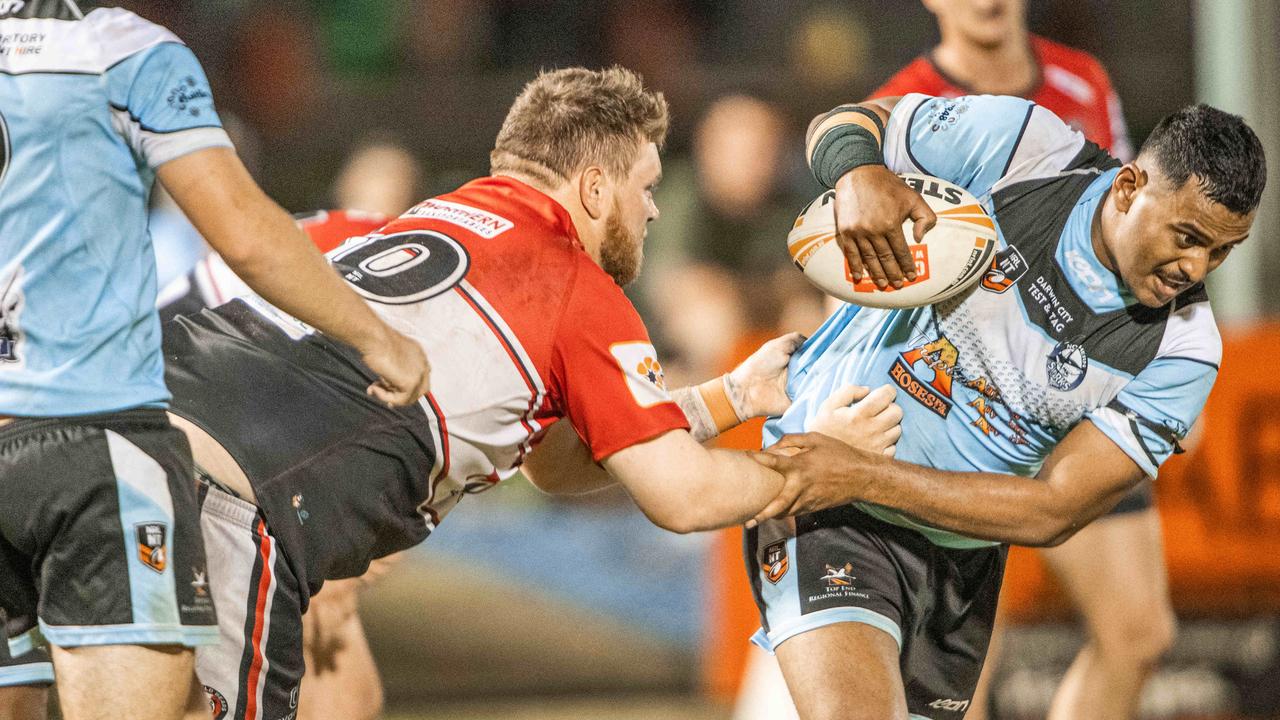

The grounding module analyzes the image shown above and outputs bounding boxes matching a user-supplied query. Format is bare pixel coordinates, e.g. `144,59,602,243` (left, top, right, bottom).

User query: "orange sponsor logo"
846,245,931,292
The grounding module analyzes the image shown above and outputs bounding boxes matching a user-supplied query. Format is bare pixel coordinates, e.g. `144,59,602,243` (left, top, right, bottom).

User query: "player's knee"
1096,604,1177,667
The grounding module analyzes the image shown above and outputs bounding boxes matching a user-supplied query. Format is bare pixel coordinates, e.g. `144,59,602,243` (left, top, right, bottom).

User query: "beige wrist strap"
697,375,744,434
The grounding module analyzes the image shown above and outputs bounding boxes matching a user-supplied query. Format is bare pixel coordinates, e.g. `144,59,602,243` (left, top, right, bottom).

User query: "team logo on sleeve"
609,342,671,408
981,246,1027,294
135,522,168,573
166,76,213,118
761,540,789,584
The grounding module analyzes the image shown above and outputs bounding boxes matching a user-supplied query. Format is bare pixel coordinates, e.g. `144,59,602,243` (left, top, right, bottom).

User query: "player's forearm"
851,455,1095,546
674,448,786,532
670,376,750,443
805,99,897,180
606,433,783,534
224,221,394,353
158,148,392,354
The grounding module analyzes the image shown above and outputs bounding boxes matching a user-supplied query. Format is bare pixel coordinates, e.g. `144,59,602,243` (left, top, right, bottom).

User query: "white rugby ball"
787,173,998,308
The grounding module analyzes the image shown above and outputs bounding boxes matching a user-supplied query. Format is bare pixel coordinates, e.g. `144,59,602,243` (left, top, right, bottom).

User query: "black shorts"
746,506,1006,717
0,409,216,652
163,300,438,598
0,612,51,687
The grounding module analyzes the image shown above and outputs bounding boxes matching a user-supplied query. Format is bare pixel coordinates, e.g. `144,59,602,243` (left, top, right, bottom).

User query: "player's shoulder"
1154,286,1222,369
83,6,183,69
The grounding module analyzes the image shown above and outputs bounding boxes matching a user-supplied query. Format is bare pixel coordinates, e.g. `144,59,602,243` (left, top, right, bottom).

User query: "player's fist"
833,164,936,288
809,383,901,456
361,329,431,407
726,332,807,419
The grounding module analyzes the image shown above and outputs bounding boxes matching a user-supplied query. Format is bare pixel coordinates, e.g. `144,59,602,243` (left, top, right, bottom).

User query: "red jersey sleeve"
550,259,689,461
869,57,949,100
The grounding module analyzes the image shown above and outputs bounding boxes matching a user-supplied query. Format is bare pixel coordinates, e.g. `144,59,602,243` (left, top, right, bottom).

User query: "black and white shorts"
196,482,304,720
0,408,217,677
0,620,51,687
746,505,1007,717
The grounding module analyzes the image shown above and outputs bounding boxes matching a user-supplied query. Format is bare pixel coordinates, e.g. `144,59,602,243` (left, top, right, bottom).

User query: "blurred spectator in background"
332,136,426,217
736,3,1158,720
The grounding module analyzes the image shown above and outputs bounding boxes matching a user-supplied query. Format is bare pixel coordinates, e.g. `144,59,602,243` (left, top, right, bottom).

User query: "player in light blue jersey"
743,95,1265,719
0,3,430,719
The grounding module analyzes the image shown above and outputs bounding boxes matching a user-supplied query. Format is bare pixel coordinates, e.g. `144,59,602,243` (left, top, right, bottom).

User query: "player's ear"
1111,162,1147,214
579,166,608,220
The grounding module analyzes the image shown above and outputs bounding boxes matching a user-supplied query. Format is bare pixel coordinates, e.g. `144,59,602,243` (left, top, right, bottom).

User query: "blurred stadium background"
123,1,1280,718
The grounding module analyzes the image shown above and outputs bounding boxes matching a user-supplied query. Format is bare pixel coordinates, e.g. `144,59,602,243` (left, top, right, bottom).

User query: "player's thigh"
776,621,907,720
197,484,305,720
51,643,206,720
300,597,382,720
1040,505,1173,630
0,685,48,720
0,411,215,649
0,635,53,720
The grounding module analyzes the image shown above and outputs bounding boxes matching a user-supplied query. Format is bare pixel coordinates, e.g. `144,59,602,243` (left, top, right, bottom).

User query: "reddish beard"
600,197,643,286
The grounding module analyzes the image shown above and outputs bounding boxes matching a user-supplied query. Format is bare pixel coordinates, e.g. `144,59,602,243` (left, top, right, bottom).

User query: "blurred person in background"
332,137,425,219
737,3,1154,718
0,2,429,720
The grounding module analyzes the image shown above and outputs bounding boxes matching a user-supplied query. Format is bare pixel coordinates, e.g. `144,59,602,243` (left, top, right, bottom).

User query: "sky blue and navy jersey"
0,4,231,415
766,94,1221,548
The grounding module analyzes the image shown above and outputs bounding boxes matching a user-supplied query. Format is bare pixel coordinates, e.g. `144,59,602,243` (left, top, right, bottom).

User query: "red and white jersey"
173,209,391,308
319,177,689,525
871,35,1133,160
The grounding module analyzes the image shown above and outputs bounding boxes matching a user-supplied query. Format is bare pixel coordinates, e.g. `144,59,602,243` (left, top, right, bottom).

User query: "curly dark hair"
1139,104,1267,215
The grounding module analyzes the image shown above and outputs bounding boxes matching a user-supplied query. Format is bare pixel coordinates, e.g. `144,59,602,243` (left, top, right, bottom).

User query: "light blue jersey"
0,5,231,415
766,94,1220,547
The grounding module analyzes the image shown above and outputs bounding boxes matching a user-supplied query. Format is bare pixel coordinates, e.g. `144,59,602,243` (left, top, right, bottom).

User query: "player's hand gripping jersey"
0,6,230,415
164,177,688,592
768,94,1219,548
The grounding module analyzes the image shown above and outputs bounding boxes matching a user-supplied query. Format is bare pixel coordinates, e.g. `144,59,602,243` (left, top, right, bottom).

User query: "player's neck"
933,35,1037,96
1091,190,1119,274
500,170,604,262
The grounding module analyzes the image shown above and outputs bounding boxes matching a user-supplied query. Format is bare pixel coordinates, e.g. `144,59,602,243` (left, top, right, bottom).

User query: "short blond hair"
490,66,669,185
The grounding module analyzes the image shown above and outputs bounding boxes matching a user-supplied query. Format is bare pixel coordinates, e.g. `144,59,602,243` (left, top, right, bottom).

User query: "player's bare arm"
156,147,431,406
751,420,1144,546
524,332,902,501
524,332,803,495
805,96,936,289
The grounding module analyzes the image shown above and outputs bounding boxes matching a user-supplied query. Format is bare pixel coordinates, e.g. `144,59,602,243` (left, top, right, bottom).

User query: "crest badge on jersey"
1046,340,1089,391
610,342,671,408
135,522,167,574
981,246,1028,294
762,540,789,584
